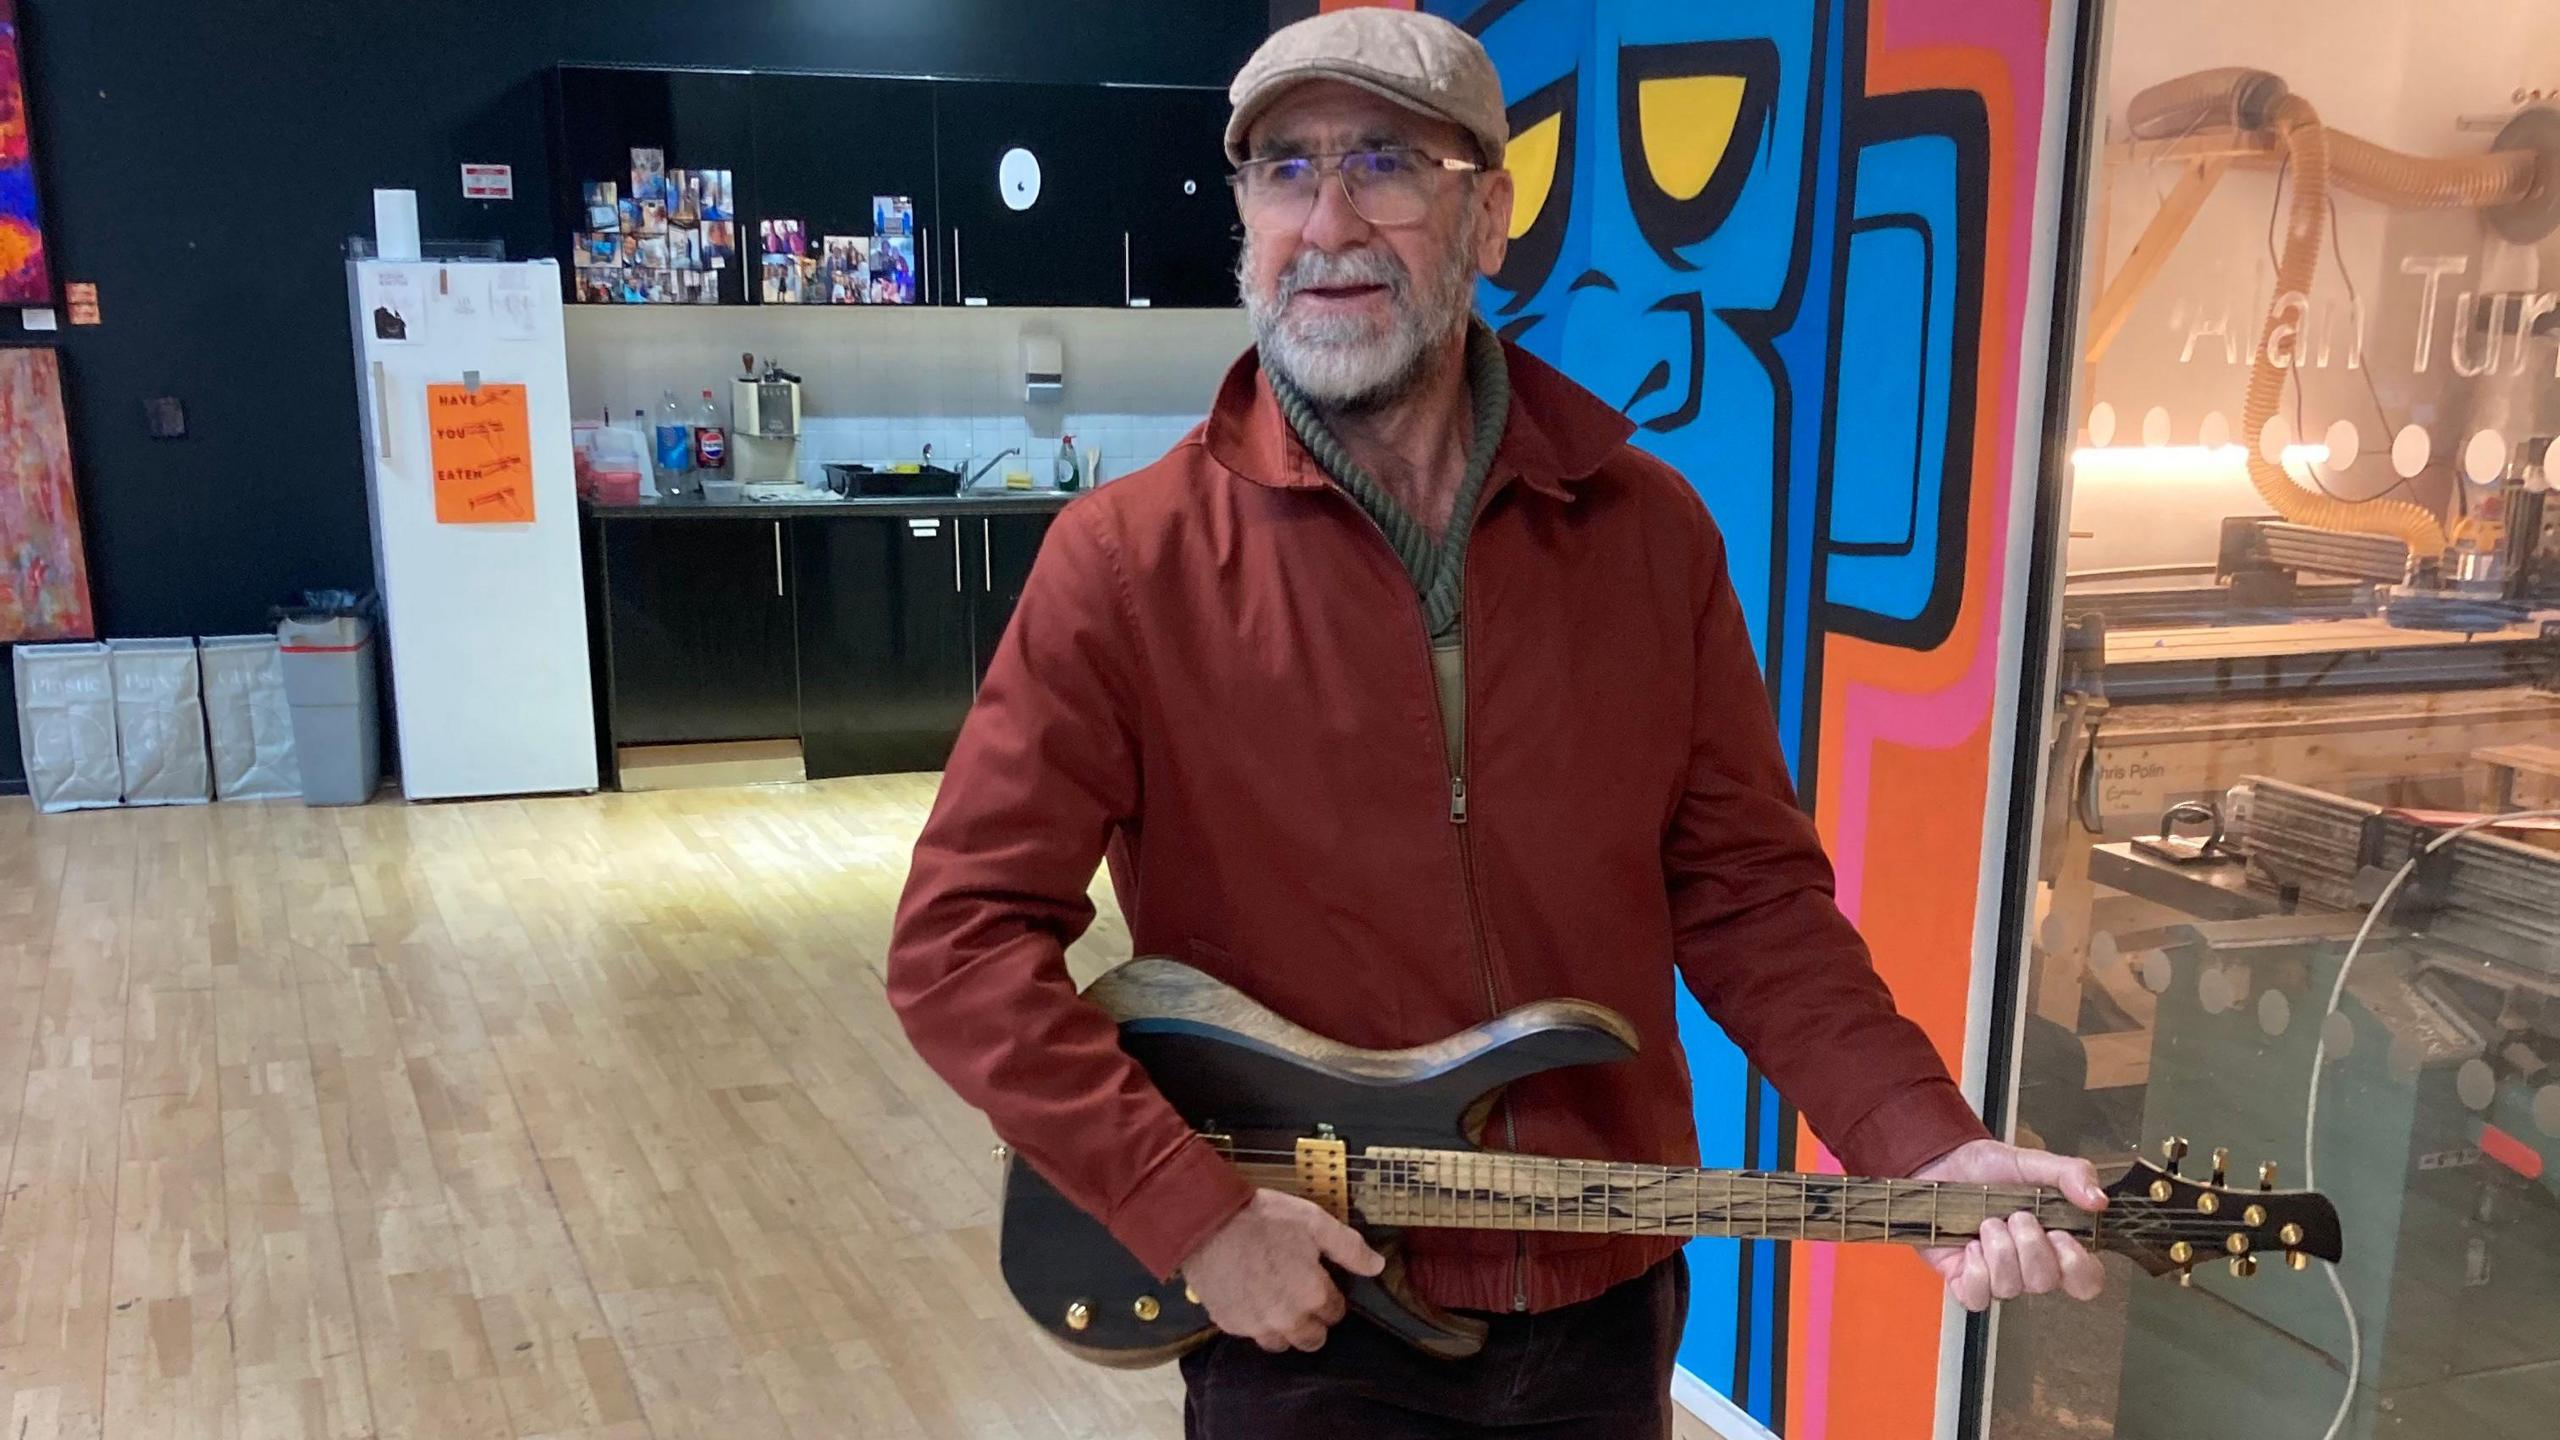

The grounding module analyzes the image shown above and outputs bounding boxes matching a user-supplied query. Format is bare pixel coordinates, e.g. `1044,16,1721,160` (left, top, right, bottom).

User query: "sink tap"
966,447,1023,488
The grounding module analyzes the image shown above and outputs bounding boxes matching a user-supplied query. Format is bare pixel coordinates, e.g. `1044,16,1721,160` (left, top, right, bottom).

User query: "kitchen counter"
585,489,1077,520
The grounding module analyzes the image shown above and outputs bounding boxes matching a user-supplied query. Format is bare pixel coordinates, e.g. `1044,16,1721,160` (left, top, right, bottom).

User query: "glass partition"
1991,0,2560,1435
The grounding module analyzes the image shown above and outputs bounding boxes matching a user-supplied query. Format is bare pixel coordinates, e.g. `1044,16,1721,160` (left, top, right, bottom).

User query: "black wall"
1,0,1268,788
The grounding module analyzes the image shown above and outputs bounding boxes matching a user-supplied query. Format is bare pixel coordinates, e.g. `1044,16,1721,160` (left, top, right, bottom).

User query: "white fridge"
346,257,599,800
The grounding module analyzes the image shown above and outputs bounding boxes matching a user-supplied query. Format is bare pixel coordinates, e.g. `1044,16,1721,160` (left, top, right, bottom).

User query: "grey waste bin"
275,615,381,806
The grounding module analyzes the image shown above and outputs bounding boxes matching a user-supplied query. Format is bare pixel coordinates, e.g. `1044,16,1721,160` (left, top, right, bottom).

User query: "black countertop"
586,489,1078,521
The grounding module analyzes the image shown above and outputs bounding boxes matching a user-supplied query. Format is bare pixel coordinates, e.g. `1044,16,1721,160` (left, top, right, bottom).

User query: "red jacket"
889,342,1988,1314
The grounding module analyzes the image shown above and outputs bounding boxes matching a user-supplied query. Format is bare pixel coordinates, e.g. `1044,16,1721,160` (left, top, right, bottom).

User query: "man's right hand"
1180,1188,1386,1353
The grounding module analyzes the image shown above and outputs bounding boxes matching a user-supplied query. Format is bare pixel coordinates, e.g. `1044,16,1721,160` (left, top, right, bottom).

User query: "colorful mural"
0,1,48,304
1414,0,2071,1433
0,348,91,642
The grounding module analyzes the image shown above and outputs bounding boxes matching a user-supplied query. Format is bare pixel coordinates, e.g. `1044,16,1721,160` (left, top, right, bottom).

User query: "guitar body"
997,958,1642,1368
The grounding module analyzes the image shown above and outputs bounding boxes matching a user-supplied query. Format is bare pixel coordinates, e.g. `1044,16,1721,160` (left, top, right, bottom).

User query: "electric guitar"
998,959,2346,1367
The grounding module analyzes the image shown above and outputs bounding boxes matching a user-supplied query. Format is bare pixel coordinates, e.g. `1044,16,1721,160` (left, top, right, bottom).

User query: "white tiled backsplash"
567,303,1250,487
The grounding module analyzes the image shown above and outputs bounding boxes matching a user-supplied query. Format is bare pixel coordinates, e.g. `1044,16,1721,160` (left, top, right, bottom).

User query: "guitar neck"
1347,1147,2097,1248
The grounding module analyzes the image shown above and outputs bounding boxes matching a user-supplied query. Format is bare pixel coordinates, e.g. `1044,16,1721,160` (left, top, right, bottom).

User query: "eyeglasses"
1228,147,1484,233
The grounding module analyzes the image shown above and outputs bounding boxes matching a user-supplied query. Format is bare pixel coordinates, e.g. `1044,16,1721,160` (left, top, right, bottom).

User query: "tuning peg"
2288,1252,2310,1272
2229,1256,2258,1278
2177,1270,2195,1288
2210,1147,2229,1188
2258,1161,2278,1191
2162,1137,2189,1175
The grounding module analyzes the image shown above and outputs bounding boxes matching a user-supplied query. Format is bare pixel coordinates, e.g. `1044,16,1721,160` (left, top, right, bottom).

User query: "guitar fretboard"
1348,1147,2096,1247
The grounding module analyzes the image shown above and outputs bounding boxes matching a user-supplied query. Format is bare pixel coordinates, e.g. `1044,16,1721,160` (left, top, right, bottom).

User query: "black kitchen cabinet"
793,513,978,777
751,75,939,302
933,83,1125,307
1113,87,1242,309
549,66,756,305
965,510,1057,682
597,518,798,744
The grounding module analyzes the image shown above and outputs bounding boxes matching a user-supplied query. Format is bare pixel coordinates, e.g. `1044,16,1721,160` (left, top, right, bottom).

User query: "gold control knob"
2243,1204,2267,1228
2229,1256,2258,1279
2195,1192,2219,1216
1133,1296,1161,1322
2224,1233,2250,1256
2149,1179,2174,1202
1184,1282,1200,1306
2280,1223,2304,1247
1065,1302,1091,1332
2169,1241,2194,1265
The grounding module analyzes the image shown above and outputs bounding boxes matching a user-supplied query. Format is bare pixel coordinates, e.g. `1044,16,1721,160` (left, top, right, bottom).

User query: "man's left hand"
1913,1138,2107,1311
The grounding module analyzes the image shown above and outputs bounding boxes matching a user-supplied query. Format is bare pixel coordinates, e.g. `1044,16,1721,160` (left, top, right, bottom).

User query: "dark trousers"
1179,1256,1687,1438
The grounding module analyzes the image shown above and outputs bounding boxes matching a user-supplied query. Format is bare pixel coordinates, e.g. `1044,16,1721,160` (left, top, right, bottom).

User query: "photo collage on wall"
570,148,733,304
757,195,917,305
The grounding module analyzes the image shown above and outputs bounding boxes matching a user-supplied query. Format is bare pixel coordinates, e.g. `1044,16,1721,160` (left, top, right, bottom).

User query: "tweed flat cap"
1226,8,1507,168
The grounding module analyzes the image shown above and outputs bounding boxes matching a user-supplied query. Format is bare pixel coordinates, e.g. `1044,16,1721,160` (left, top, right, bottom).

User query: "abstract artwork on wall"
0,0,46,303
1429,0,2075,1433
0,349,92,642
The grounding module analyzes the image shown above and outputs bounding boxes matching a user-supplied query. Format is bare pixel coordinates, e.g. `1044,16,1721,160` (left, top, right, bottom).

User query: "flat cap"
1226,8,1507,168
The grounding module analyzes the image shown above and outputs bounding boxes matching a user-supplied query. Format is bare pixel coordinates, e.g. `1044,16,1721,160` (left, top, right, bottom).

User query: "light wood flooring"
0,774,1183,1440
0,774,1733,1440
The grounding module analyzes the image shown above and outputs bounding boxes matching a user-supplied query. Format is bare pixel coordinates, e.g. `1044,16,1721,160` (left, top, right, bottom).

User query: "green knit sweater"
1265,321,1511,642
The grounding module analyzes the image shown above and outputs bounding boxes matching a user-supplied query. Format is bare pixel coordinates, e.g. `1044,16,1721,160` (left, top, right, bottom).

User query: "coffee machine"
731,353,802,496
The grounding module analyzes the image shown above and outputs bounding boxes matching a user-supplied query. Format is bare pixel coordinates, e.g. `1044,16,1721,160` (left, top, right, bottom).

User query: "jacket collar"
1204,335,1634,502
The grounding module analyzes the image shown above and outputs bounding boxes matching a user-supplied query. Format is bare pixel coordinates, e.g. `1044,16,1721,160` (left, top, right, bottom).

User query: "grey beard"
1240,219,1481,415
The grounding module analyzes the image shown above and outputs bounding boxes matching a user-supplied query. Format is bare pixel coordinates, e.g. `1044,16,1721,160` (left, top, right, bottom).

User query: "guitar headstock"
2101,1139,2343,1283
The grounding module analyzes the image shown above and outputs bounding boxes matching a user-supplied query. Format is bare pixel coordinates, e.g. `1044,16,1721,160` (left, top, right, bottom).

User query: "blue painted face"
1431,0,1829,675
1422,4,1988,1420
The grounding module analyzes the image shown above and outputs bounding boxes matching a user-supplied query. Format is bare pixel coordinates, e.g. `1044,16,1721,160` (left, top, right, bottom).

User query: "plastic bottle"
655,389,694,475
1056,432,1081,491
693,389,727,471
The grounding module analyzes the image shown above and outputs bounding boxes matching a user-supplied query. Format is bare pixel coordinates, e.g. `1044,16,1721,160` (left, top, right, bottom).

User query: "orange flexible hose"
2329,131,2536,210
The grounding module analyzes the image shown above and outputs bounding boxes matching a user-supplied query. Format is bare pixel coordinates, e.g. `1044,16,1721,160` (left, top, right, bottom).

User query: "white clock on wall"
1000,147,1042,211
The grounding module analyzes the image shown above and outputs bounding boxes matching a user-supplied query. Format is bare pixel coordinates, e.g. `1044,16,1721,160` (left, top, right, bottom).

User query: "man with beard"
887,8,2104,1433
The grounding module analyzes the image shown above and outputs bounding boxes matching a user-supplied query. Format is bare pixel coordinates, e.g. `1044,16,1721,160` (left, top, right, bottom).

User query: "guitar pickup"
1296,1134,1351,1222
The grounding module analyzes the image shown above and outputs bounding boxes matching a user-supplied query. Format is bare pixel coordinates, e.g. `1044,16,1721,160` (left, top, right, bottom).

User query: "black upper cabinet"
750,75,939,300
550,69,1235,308
934,83,1125,308
549,67,755,304
1113,88,1242,310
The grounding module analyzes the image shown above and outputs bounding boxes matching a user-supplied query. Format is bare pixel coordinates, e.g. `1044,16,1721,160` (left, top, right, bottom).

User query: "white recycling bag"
107,638,210,806
12,642,123,813
198,635,299,801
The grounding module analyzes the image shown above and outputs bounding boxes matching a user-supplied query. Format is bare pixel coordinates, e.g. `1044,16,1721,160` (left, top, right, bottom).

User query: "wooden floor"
0,775,1184,1440
0,775,1735,1440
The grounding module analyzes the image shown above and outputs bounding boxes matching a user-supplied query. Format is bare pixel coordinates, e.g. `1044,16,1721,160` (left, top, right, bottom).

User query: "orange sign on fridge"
426,382,534,524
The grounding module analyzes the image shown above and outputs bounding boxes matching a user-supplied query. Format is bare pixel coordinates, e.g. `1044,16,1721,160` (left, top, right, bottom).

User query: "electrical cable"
2258,156,2421,506
2298,805,2560,1440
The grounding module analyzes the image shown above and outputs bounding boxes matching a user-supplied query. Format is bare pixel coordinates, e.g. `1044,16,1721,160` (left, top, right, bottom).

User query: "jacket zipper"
1325,486,1529,1313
